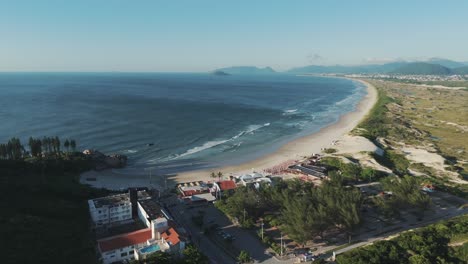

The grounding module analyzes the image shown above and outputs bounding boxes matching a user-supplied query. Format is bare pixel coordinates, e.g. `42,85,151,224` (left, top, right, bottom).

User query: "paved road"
163,197,236,264
162,195,296,264
333,206,468,257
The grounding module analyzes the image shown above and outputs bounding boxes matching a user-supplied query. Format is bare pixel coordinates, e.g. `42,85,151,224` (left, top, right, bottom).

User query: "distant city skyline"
1,0,468,72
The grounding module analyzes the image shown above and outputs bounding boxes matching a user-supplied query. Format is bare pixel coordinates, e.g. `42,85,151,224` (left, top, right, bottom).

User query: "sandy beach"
80,78,378,190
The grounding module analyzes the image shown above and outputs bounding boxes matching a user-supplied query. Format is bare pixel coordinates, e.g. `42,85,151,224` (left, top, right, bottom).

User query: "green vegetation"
237,250,252,263
373,175,432,219
372,150,409,176
364,79,468,190
131,245,209,264
323,148,337,154
336,214,468,264
216,178,364,246
452,243,468,263
320,157,384,182
1,137,107,264
0,136,78,160
387,79,468,88
353,87,395,140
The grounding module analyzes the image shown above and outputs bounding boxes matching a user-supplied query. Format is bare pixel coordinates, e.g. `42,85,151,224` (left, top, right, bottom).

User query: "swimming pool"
140,244,160,254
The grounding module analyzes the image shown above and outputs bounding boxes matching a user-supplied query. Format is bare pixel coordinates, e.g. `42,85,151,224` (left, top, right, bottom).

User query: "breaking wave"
176,123,270,158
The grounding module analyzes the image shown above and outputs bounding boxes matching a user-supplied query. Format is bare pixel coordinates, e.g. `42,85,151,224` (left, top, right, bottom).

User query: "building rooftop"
161,227,181,246
177,181,209,196
138,199,163,220
98,228,152,252
217,180,237,191
92,193,131,208
90,191,151,209
191,192,216,202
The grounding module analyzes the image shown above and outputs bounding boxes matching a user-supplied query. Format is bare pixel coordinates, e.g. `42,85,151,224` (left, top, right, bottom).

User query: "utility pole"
261,219,264,240
243,208,246,223
280,232,283,257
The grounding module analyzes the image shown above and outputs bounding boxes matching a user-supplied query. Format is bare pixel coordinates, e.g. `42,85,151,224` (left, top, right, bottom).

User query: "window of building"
121,252,127,257
129,251,134,255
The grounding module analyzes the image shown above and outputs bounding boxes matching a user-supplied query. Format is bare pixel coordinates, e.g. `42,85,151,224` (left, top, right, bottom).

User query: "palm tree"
217,171,223,182
64,139,70,152
210,172,217,181
55,136,61,154
70,139,76,152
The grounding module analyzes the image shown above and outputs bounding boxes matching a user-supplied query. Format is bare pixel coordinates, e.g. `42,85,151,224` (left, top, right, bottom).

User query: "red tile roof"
98,228,152,252
218,180,237,191
161,227,180,245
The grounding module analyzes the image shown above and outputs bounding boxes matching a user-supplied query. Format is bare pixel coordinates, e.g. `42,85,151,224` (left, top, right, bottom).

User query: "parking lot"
191,204,272,262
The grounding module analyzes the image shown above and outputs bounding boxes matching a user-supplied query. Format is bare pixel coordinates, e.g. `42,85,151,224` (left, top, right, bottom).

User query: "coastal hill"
426,57,467,68
214,66,276,75
390,62,453,75
287,62,407,74
288,58,468,75
453,66,468,75
216,59,468,75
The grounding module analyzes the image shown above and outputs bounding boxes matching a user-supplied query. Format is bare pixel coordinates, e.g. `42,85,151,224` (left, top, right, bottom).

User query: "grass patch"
353,87,395,140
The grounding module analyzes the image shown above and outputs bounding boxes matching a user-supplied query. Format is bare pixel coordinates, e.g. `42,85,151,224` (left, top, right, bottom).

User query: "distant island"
212,70,230,76
213,66,276,75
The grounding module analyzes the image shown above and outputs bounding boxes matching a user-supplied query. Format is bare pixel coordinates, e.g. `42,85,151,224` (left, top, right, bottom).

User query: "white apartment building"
88,190,151,227
88,193,132,226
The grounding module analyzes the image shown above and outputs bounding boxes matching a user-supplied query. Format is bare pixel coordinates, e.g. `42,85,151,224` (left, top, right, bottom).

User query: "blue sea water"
0,73,366,172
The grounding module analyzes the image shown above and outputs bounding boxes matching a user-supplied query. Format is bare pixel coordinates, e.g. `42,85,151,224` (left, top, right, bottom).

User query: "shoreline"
80,78,378,190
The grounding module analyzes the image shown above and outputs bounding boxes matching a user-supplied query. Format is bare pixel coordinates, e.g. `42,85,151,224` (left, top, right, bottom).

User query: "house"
211,180,237,199
97,228,152,264
237,172,272,188
97,218,185,264
238,172,263,186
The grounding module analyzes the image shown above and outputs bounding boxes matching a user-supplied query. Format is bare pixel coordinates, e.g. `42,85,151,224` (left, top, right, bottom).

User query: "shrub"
323,148,337,154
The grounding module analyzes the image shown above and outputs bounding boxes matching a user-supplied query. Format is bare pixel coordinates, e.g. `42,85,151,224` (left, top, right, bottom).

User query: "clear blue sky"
1,0,467,72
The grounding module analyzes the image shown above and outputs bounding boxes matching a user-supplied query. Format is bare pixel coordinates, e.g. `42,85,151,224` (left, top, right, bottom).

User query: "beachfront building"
93,192,185,264
177,181,210,197
289,164,327,180
88,190,151,227
88,193,132,227
137,198,172,227
211,180,237,199
238,172,272,188
97,217,184,264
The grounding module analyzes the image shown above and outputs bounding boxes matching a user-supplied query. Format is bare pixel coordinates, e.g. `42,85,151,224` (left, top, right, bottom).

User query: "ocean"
0,73,366,172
